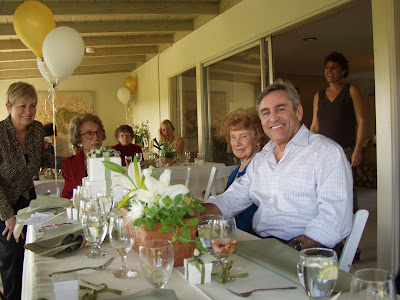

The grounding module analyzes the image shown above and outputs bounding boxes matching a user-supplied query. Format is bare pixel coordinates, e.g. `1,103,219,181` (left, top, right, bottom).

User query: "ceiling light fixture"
86,47,95,54
303,37,317,42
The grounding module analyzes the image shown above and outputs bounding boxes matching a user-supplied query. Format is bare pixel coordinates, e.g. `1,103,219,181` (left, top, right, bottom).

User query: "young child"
111,125,143,166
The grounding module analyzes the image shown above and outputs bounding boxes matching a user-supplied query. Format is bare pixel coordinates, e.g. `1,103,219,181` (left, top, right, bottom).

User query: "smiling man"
204,79,353,250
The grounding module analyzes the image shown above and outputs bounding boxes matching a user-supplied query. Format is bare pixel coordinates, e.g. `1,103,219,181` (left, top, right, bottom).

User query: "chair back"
338,209,369,272
169,167,191,187
203,165,238,201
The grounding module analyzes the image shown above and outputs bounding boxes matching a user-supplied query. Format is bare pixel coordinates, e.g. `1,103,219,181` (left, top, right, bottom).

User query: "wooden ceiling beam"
0,63,137,79
0,20,193,35
0,55,146,70
0,35,174,51
0,2,219,16
85,45,158,56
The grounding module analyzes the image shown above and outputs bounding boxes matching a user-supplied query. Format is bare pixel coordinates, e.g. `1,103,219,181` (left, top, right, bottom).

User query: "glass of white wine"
184,151,191,164
139,240,174,288
210,216,237,264
108,213,137,279
297,248,338,299
80,199,108,259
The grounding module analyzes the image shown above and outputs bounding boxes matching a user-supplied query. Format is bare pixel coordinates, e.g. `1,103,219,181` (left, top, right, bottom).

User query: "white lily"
124,200,145,222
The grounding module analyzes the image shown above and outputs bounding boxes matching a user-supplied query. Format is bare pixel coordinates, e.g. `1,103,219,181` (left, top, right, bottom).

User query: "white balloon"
117,87,130,105
42,26,84,79
36,57,70,86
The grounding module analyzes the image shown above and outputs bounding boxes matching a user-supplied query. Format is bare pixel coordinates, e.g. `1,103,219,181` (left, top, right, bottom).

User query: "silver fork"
49,256,116,276
227,286,297,297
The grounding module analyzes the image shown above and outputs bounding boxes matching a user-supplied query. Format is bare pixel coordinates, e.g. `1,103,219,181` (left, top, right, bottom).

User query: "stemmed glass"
297,248,338,299
80,199,108,259
349,268,397,299
135,153,142,163
108,214,137,279
159,150,166,166
125,156,132,166
184,151,191,164
210,216,237,264
96,192,114,222
175,153,182,165
198,215,220,254
139,240,174,288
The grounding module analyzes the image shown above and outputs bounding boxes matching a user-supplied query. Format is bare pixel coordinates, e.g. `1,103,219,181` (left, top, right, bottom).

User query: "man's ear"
296,104,303,121
6,103,10,114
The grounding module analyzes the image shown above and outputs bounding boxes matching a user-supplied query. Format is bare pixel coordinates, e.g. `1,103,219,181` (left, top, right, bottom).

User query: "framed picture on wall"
36,91,95,142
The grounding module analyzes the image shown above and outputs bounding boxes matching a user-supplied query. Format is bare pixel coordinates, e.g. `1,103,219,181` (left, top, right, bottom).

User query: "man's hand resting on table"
288,235,323,250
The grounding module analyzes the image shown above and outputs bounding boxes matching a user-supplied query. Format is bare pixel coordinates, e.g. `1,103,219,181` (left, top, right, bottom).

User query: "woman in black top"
310,51,366,211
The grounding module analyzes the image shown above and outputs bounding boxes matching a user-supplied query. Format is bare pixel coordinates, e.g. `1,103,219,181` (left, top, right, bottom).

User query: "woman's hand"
2,215,23,242
351,148,362,167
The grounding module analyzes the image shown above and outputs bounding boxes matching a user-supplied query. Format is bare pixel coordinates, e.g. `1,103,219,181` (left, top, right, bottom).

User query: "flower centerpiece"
103,157,205,266
133,121,149,146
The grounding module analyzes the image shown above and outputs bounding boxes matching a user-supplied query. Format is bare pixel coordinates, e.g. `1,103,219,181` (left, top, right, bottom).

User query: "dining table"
21,212,365,300
33,175,65,196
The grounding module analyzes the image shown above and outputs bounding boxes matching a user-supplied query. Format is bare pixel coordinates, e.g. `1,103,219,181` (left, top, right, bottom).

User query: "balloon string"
42,58,53,87
50,87,59,195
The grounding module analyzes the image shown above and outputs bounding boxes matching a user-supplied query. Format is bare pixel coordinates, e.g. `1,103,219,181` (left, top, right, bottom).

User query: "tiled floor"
0,187,377,293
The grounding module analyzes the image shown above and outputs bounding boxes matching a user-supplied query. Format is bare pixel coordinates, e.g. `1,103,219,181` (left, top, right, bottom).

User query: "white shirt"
207,125,353,247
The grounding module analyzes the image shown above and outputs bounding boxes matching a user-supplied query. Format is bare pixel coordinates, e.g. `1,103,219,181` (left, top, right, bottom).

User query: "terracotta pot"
163,157,176,166
124,215,198,267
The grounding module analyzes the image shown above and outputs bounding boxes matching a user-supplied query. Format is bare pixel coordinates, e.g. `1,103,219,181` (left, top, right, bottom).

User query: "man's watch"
291,238,302,251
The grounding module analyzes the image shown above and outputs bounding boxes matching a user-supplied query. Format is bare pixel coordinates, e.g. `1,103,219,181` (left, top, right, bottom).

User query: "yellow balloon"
124,76,138,94
13,1,56,58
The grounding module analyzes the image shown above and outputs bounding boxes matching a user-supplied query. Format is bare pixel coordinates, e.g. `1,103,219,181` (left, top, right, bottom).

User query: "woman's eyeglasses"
81,130,105,140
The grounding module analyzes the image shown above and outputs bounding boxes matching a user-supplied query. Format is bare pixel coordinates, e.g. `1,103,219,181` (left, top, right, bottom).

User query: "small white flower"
125,200,144,222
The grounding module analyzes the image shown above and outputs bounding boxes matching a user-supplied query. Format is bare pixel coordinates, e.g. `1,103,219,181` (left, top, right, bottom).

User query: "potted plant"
153,138,177,165
103,157,205,266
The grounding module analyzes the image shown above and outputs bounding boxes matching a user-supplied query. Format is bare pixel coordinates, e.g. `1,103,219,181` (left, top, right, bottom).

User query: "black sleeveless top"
317,84,356,148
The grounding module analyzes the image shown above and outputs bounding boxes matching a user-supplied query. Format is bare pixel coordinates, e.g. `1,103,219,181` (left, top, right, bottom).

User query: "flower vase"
123,214,197,267
163,157,176,166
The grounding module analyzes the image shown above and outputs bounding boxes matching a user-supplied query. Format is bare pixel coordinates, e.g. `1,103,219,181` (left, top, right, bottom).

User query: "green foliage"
132,193,203,245
153,138,177,158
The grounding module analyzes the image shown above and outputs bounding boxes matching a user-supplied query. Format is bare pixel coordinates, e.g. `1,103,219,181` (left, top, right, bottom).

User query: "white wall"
0,72,129,147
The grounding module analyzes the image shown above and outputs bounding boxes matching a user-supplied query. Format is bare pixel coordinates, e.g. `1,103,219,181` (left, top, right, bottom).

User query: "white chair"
203,165,238,201
338,209,369,272
169,167,191,187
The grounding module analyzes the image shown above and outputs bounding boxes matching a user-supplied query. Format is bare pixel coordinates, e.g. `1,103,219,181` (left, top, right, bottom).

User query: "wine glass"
184,151,191,164
349,268,397,299
297,248,338,299
139,240,174,288
210,216,237,264
108,214,137,279
135,153,142,163
96,192,114,221
125,156,132,166
80,199,108,259
198,215,220,253
175,153,182,165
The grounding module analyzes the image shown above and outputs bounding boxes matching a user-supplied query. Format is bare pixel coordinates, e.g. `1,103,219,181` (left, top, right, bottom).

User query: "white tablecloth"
157,162,227,199
22,214,314,300
33,175,64,196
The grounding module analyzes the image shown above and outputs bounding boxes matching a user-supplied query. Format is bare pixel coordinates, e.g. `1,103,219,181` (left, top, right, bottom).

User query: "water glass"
196,153,204,165
139,240,174,288
80,199,108,259
349,268,397,299
297,248,338,299
197,215,220,252
109,214,137,278
135,153,142,162
96,191,114,219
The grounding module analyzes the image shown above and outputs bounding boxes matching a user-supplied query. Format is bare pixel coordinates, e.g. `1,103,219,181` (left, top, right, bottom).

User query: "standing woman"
310,51,366,211
0,82,53,299
159,119,185,154
61,113,105,199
